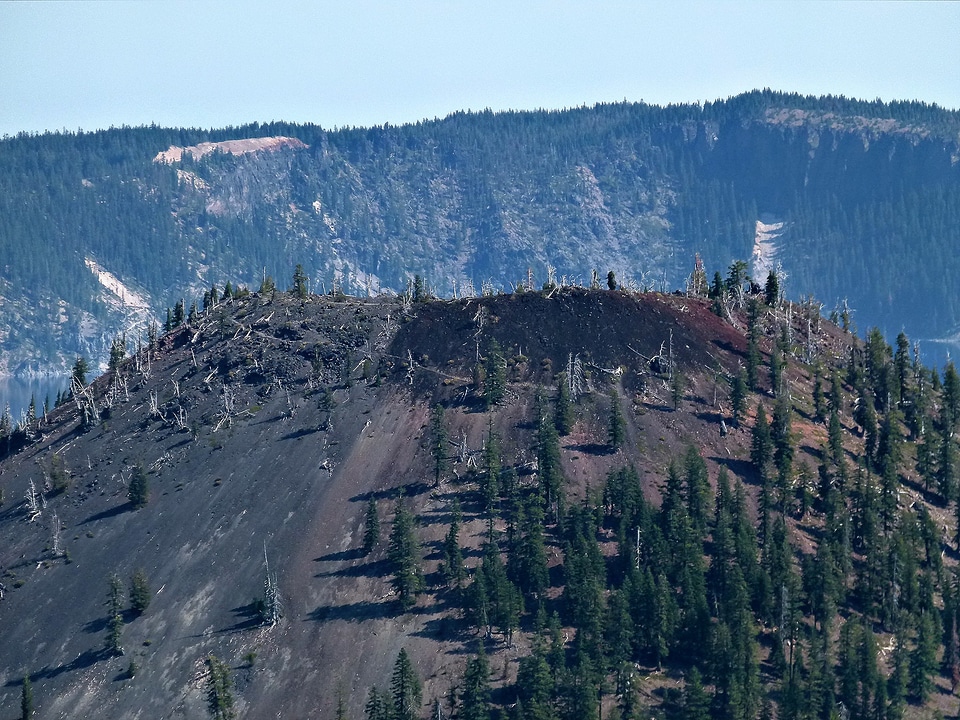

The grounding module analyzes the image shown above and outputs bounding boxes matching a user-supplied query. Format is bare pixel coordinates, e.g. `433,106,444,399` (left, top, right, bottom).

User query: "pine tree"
363,497,380,555
813,367,827,422
390,648,422,720
291,264,309,299
429,404,448,485
129,569,151,614
746,299,762,391
909,611,939,702
682,667,712,720
206,654,236,720
388,499,423,610
128,463,149,509
21,675,33,720
72,356,90,387
105,573,124,656
555,374,574,436
481,425,501,514
364,687,389,720
483,340,507,409
609,389,626,450
460,644,492,720
751,404,772,479
764,270,779,306
441,499,465,589
730,370,747,427
672,370,686,411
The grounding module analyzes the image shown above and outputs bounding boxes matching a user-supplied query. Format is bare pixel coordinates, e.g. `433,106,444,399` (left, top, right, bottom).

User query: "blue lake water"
0,376,71,422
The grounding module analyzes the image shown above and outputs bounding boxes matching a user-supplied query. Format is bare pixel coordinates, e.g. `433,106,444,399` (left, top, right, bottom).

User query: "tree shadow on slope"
308,598,431,624
349,482,432,504
217,602,265,634
314,547,367,563
5,647,108,686
313,557,390,579
709,456,759,486
81,501,134,525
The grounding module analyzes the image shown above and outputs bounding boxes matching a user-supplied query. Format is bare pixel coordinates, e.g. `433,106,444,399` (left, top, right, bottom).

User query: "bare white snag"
51,512,62,557
26,479,41,521
172,406,189,432
406,350,416,386
262,543,282,627
567,353,584,401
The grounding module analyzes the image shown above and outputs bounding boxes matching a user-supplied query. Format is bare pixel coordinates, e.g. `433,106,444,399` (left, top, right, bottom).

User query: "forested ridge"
2,89,959,376
353,286,960,720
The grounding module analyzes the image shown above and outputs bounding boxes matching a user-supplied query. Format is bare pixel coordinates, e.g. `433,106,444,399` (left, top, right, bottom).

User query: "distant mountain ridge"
1,89,959,378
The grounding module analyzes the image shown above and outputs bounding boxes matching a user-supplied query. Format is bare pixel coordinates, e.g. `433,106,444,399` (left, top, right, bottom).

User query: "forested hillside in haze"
2,90,959,378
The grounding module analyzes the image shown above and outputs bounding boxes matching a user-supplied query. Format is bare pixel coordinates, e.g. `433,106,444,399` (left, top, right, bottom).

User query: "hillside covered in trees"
4,274,960,719
2,90,960,379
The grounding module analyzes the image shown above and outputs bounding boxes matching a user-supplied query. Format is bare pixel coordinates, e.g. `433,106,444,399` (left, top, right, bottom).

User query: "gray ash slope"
0,287,839,718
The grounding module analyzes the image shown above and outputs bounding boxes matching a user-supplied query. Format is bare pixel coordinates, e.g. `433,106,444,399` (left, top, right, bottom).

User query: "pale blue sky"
1,1,958,136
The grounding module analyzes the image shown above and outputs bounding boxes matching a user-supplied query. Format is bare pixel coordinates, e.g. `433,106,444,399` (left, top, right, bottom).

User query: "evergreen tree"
745,299,762,391
441,499,465,589
206,653,236,720
484,340,507,409
364,688,390,720
764,270,779,306
481,424,502,514
291,264,309,299
21,675,33,720
72,356,90,387
388,499,424,610
813,366,827,422
429,404,448,485
460,644,492,720
555,375,574,436
672,370,686,411
684,445,711,541
682,667,712,720
105,573,124,656
363,497,380,555
129,569,151,614
536,407,564,512
128,463,149,509
609,389,626,450
909,610,939,703
730,369,748,427
390,648,422,720
751,404,773,479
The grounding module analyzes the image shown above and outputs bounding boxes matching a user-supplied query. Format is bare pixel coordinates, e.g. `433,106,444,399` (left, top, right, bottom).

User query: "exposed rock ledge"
154,136,308,163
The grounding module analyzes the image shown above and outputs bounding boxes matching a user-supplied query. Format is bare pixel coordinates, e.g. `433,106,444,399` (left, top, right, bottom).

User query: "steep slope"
0,287,753,717
0,282,957,720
